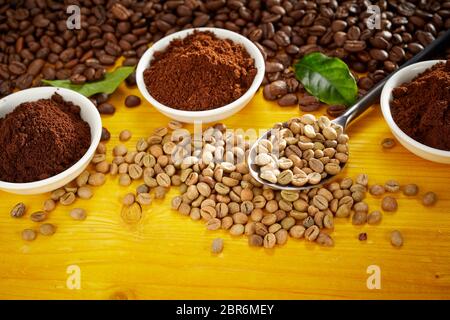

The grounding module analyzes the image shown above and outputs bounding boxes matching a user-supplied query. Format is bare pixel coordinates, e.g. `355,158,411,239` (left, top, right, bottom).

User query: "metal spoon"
248,29,450,191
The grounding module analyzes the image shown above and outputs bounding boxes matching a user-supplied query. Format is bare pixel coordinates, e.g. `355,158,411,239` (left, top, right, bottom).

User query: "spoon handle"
334,28,450,129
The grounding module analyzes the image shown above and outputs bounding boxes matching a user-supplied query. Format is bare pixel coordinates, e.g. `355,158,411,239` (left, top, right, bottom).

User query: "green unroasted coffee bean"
391,230,403,247
275,229,288,245
248,234,263,247
77,186,93,199
119,130,132,142
30,211,48,222
206,218,221,231
211,238,224,254
123,193,135,206
403,184,419,196
119,174,132,186
60,192,76,205
305,225,320,241
70,208,87,220
43,199,56,212
10,202,26,218
39,223,56,236
263,233,276,248
367,211,382,225
289,225,305,239
156,173,171,187
369,184,385,196
352,211,367,225
88,172,106,186
381,196,398,212
136,193,151,206
22,229,36,241
422,192,437,206
316,232,334,246
229,224,244,236
385,180,400,192
128,164,143,179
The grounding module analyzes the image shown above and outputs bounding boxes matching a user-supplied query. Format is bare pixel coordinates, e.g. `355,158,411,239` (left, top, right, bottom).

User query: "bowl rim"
0,86,102,190
380,59,450,158
136,27,265,118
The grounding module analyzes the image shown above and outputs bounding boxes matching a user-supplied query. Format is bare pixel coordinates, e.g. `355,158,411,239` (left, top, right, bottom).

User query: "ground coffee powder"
0,94,91,183
143,31,257,111
391,60,450,151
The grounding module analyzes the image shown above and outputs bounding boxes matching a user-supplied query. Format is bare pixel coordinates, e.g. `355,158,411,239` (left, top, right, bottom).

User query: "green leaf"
42,66,135,97
294,52,357,107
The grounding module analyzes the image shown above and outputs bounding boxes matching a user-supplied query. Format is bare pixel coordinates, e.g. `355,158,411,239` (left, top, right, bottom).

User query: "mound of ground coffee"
0,94,91,183
391,60,450,151
143,31,257,111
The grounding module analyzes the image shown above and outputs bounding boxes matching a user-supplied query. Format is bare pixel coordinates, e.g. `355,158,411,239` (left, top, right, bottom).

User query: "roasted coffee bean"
101,127,111,141
97,103,116,115
326,105,346,117
125,95,141,108
277,94,298,106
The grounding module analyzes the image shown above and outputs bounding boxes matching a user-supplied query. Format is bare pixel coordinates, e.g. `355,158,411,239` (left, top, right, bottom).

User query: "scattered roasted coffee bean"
101,127,111,142
382,196,398,212
97,103,116,115
422,192,437,206
125,95,141,108
10,203,26,218
403,184,419,196
358,233,368,241
391,230,403,247
326,105,346,117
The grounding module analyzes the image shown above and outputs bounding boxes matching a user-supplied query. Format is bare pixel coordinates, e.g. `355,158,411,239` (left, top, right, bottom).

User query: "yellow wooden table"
0,79,449,300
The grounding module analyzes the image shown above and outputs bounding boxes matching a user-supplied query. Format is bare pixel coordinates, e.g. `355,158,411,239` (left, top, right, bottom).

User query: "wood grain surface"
0,80,449,300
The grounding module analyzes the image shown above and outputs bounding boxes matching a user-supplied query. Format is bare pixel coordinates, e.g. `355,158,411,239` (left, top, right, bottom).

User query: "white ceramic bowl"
136,27,265,123
380,60,450,164
0,87,102,194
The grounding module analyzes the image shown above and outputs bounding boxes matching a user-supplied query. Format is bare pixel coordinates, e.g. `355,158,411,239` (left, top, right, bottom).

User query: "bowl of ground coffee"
137,28,264,123
381,60,450,164
0,87,102,194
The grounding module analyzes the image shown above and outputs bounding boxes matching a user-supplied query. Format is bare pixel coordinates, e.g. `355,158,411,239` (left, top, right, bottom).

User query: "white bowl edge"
0,87,102,194
136,27,265,123
380,59,450,164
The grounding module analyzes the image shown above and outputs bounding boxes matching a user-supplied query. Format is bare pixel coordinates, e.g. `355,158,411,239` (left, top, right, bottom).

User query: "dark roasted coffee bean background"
0,0,449,113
